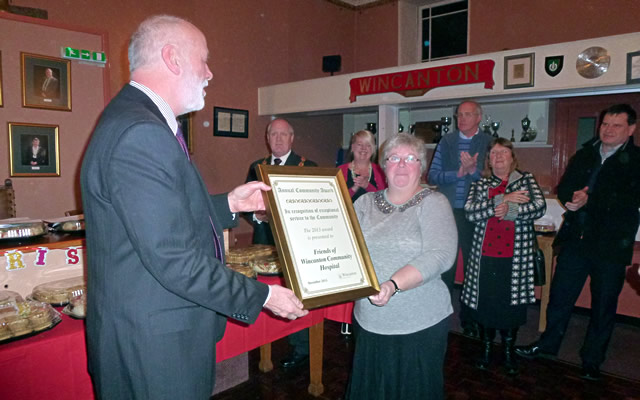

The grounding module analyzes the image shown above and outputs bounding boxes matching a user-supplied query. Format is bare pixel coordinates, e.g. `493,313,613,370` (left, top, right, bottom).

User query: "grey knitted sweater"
353,188,457,335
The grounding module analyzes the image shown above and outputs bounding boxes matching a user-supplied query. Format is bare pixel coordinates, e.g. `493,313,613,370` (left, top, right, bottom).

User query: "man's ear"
161,44,181,75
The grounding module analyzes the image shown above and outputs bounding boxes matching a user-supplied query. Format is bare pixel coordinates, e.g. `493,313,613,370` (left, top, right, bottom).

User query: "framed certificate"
257,165,380,309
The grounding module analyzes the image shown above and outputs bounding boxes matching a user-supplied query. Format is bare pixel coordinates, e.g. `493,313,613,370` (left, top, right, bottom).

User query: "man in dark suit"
81,15,307,400
40,68,59,98
246,118,317,244
515,104,640,381
245,118,316,369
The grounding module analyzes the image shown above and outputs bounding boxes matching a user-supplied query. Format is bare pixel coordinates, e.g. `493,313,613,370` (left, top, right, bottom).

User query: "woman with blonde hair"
338,130,386,202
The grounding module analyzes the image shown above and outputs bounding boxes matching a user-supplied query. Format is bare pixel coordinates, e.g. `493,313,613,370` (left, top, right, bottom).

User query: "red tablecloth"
0,311,93,400
0,277,354,400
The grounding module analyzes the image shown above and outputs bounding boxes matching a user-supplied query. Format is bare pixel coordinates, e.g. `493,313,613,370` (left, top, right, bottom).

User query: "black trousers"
538,242,627,367
441,208,474,325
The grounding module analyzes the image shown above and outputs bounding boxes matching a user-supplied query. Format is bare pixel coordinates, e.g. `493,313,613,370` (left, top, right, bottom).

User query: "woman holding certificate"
345,133,457,400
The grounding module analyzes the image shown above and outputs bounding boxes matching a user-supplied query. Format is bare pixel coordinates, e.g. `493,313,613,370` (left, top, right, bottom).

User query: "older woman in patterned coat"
461,138,546,375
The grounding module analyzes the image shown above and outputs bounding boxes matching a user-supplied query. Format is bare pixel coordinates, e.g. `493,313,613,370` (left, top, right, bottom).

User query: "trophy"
490,120,501,138
440,116,452,134
481,115,492,135
437,116,451,143
521,115,531,142
366,122,376,134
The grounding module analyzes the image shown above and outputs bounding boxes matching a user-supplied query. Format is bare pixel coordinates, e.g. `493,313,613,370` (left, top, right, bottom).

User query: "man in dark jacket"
81,15,307,399
515,104,640,381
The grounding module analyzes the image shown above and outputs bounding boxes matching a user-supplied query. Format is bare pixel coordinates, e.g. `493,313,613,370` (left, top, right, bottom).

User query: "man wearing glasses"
427,100,492,338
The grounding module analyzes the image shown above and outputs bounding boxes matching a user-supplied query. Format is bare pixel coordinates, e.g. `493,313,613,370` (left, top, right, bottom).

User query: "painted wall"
469,0,640,55
0,16,106,218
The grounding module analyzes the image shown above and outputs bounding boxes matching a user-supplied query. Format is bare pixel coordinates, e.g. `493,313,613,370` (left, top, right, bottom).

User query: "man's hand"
458,151,478,176
503,190,530,204
264,285,309,320
228,181,271,213
254,210,269,222
565,186,588,211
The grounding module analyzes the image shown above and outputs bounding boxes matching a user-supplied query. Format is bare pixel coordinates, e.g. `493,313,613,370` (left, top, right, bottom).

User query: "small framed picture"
8,122,60,177
0,51,3,107
626,50,640,85
214,107,249,138
21,52,71,111
177,112,194,154
504,53,535,89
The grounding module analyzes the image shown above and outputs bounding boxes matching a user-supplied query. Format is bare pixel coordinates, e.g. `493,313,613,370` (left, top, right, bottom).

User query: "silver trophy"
481,115,492,135
490,120,501,138
521,115,531,142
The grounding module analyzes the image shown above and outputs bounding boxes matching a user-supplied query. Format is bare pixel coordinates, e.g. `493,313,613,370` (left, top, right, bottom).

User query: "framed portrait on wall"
21,52,71,111
504,53,535,89
177,112,194,154
8,122,60,177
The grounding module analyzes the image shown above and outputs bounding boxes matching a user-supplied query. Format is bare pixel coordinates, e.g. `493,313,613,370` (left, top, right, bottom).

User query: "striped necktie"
175,125,223,261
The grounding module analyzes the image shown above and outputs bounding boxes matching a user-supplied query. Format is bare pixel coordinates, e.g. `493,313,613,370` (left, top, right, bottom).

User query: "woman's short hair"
482,137,519,177
380,133,427,174
348,130,377,161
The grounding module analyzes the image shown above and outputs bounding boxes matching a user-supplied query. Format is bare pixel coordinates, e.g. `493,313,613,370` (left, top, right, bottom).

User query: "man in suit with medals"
81,15,307,399
245,118,317,368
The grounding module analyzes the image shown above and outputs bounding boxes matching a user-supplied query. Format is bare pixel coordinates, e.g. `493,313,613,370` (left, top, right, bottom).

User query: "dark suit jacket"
553,138,640,265
81,84,269,399
245,151,317,244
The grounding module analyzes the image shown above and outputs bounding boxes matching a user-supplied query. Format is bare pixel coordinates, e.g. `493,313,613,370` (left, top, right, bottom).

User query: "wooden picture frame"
177,112,194,154
504,53,535,89
626,50,640,85
256,165,380,309
8,122,60,177
213,106,248,138
0,51,3,108
21,52,71,111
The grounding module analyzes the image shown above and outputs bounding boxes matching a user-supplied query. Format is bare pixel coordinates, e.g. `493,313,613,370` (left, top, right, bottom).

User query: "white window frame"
419,0,469,62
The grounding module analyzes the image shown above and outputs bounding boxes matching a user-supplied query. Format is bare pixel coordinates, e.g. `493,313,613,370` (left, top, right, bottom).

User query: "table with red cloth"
0,275,354,399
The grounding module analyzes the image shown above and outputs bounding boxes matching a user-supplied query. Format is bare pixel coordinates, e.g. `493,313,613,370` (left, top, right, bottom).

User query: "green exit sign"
62,47,107,64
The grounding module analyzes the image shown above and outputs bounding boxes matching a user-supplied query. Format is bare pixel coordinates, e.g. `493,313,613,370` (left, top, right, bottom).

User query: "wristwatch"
389,279,401,296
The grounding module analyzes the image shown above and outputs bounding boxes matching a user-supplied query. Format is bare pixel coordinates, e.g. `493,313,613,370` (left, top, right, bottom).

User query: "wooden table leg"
537,235,554,332
307,320,324,397
258,343,273,372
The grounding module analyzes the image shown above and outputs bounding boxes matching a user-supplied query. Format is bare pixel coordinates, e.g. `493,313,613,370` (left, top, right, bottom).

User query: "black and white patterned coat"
460,170,546,309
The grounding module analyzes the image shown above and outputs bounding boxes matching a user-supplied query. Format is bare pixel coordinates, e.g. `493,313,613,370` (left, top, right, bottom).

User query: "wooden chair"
0,179,17,219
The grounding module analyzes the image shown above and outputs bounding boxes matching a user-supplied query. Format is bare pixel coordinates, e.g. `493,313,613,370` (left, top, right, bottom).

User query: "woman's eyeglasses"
386,155,420,164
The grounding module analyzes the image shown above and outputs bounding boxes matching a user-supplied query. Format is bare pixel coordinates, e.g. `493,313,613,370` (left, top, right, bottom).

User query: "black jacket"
553,138,640,265
245,151,317,244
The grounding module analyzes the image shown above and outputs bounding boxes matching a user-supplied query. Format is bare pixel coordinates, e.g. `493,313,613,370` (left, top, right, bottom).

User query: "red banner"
349,60,495,102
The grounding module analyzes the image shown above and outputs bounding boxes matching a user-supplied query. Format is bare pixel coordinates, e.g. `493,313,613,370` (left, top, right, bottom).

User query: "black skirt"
344,316,449,400
469,255,527,329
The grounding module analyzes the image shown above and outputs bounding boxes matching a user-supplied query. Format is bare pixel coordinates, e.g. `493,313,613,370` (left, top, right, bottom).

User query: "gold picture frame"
8,122,60,177
256,165,380,309
21,52,71,111
504,53,535,89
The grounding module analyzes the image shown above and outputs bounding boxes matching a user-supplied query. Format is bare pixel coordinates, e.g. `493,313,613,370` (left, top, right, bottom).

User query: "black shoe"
580,365,600,381
280,352,309,369
514,343,552,360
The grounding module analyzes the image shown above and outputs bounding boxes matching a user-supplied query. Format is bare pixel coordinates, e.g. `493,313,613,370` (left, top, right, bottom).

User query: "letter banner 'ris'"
348,60,495,102
545,55,564,77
